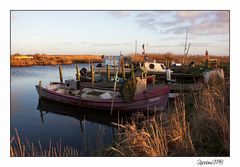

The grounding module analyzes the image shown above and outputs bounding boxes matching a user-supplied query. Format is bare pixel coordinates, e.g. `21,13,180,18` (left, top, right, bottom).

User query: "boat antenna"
142,44,145,54
182,28,189,64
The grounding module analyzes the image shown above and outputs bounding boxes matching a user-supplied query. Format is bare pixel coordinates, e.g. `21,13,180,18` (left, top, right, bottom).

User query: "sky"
11,11,229,56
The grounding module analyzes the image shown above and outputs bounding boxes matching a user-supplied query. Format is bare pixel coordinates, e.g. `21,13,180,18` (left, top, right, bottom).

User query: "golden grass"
110,98,196,156
190,78,230,156
110,77,229,156
129,53,230,65
11,54,103,67
10,128,80,157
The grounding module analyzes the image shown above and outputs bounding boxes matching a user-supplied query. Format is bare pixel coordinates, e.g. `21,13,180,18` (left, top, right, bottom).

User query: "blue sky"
11,11,229,56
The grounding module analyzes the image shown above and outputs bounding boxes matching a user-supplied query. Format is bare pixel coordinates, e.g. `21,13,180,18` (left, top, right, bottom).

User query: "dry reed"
11,54,103,67
110,76,229,156
190,77,230,156
11,128,80,157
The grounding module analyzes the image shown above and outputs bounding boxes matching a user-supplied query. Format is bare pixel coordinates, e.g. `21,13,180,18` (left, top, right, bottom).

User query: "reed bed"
110,97,196,156
110,77,229,156
11,54,103,67
129,53,229,65
190,77,230,156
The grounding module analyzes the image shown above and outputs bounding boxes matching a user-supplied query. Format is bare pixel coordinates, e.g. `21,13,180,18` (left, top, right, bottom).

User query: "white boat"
140,60,173,74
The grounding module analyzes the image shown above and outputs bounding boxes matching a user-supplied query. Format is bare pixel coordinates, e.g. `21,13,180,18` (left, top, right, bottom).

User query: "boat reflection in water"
36,98,163,155
37,98,161,131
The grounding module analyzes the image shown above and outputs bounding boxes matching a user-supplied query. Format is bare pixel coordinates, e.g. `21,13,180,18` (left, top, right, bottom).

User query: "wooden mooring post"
107,64,110,81
91,63,94,87
59,65,63,83
76,64,80,80
114,56,116,74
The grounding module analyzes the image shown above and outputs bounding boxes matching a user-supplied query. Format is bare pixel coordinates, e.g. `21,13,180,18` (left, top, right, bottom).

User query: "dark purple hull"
36,84,170,112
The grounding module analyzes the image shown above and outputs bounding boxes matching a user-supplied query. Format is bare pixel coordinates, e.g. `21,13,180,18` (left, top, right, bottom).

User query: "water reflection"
37,98,132,129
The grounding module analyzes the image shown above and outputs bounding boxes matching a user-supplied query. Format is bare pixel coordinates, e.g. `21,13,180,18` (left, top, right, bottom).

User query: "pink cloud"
110,11,130,18
176,11,209,20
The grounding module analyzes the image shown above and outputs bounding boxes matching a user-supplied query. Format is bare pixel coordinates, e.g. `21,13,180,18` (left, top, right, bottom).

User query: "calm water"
10,64,120,155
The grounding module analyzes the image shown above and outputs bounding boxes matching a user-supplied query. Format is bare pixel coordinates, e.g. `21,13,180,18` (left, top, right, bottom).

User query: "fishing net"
120,79,137,102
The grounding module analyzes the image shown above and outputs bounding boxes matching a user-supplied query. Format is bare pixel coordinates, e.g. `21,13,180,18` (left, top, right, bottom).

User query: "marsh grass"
11,54,103,67
190,77,230,156
10,128,80,157
110,97,196,156
110,76,229,156
130,53,229,66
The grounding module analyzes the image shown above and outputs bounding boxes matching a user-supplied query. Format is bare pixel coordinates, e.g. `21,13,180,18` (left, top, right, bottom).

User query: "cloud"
135,11,229,36
136,18,157,30
110,11,130,18
136,11,172,18
175,11,210,21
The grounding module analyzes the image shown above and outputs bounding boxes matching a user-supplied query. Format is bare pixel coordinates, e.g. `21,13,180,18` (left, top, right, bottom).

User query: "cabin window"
149,64,155,69
161,64,165,70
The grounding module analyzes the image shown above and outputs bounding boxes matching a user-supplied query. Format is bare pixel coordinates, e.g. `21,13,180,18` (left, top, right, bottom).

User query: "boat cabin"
144,60,167,73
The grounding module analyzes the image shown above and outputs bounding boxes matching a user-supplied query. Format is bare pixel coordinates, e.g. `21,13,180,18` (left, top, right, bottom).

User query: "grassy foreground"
111,77,229,156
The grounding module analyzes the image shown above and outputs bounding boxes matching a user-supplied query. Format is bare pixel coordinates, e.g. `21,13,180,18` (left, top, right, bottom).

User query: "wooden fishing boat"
35,78,170,112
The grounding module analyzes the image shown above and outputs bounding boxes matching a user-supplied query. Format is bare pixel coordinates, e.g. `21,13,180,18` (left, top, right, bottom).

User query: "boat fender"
114,75,120,82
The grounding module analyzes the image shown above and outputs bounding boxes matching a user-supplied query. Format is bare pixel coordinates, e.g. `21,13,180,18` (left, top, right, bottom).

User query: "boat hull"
36,84,170,112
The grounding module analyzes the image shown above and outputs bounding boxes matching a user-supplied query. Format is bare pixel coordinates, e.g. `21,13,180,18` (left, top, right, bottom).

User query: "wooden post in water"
59,65,63,83
109,55,112,66
76,64,80,80
119,51,122,73
91,63,94,87
121,57,126,80
114,56,116,74
107,64,110,81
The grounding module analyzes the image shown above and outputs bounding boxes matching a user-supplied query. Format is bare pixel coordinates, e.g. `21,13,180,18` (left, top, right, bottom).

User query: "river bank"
10,54,103,67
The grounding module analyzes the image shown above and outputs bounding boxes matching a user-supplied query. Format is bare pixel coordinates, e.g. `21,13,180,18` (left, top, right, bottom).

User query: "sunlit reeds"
11,54,103,67
10,128,80,157
110,76,229,156
130,53,229,65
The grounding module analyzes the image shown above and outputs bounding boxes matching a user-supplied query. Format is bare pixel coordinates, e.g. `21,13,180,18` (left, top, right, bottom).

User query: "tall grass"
110,77,229,156
11,125,109,157
190,77,229,156
110,97,196,156
10,128,80,157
